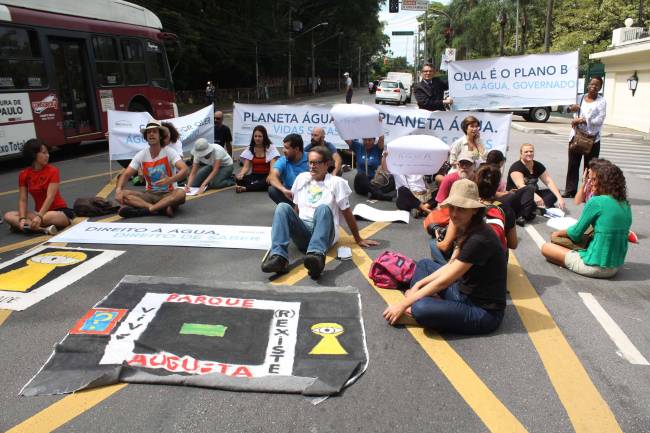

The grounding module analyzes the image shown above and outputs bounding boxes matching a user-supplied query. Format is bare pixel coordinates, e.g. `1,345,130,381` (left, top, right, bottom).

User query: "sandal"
235,186,247,193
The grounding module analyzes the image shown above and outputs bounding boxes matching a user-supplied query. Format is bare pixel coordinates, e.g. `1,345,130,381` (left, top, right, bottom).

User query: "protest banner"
331,104,382,140
386,135,449,175
448,51,579,110
49,221,271,250
108,105,214,160
352,204,409,223
233,103,511,155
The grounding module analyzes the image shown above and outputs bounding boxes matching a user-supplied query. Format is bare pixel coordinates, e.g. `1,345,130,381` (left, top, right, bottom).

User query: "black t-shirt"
214,124,232,147
495,200,516,231
457,224,507,310
506,159,546,191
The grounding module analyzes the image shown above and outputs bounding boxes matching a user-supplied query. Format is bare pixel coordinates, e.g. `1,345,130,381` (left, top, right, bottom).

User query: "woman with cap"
186,138,235,193
3,138,73,235
383,179,507,334
235,125,280,193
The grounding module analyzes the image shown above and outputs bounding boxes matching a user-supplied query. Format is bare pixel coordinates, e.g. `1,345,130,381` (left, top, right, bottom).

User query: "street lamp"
288,21,327,97
308,22,329,95
628,71,639,96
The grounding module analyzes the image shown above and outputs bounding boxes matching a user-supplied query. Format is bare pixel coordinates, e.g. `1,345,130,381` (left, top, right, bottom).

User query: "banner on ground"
21,276,368,397
352,204,409,223
49,221,271,250
233,103,511,155
448,51,579,110
0,246,124,310
108,105,214,160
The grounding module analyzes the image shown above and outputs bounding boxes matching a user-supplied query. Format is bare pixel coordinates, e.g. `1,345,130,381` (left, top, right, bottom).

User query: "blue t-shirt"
273,152,309,188
350,140,381,178
304,140,338,155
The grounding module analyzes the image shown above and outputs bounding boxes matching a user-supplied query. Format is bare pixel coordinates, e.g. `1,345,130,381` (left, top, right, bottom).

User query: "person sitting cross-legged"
116,121,189,218
262,146,379,278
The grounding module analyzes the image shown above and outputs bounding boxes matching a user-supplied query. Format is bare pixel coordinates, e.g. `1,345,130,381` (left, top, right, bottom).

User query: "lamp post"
308,22,328,95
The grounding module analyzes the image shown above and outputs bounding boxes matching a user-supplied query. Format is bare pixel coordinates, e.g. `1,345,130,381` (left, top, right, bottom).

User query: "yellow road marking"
508,254,623,433
6,384,128,433
0,172,114,197
347,237,529,433
0,309,11,326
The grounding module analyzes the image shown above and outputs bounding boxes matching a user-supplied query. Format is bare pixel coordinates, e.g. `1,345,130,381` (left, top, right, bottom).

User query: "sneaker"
303,253,325,278
515,216,527,227
118,206,151,218
561,191,576,198
44,225,58,235
261,254,289,274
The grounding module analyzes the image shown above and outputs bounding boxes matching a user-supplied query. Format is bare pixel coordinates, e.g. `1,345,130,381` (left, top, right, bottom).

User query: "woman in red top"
234,125,280,193
3,139,73,235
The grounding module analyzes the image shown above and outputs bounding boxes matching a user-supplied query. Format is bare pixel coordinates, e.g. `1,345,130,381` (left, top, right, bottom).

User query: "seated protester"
186,138,235,193
235,125,280,193
507,143,565,211
213,110,233,157
395,174,436,218
267,133,309,206
435,151,476,204
448,115,486,172
542,163,632,279
574,158,608,205
4,139,73,235
262,146,378,278
383,179,507,334
486,149,536,226
161,121,183,156
116,121,188,218
345,135,394,200
304,127,342,175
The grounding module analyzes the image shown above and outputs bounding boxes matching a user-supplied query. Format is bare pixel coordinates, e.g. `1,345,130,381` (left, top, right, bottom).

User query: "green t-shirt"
567,195,632,268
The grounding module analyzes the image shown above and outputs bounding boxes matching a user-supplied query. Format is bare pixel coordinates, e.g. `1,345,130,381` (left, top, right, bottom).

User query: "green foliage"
131,0,389,90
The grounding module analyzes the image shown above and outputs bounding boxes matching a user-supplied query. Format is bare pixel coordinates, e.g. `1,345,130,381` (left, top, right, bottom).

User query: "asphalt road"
0,90,648,433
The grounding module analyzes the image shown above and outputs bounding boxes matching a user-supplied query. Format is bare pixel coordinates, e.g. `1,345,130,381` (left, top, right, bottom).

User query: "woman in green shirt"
542,163,631,278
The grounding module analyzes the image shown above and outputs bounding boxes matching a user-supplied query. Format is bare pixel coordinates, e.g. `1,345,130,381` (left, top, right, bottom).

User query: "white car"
375,80,407,105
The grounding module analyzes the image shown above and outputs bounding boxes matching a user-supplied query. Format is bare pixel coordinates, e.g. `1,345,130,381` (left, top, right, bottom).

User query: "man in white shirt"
262,146,378,278
116,121,189,218
344,72,353,104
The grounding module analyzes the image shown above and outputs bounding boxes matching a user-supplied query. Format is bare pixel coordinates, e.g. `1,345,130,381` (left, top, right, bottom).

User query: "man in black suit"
414,63,453,111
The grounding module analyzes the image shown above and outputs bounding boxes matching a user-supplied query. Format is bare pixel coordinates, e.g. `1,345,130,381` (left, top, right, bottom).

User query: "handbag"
569,96,596,155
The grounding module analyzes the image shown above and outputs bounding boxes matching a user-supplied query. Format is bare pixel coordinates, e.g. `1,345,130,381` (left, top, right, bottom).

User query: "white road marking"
578,292,650,365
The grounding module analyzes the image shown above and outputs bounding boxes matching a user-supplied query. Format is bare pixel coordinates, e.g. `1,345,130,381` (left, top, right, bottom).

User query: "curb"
511,123,650,141
510,123,555,135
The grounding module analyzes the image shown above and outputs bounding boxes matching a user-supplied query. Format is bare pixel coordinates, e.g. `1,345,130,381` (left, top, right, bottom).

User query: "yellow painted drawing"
309,322,348,355
0,251,87,292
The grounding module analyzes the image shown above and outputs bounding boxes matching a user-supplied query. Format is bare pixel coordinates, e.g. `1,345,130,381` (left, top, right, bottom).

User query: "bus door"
48,38,98,138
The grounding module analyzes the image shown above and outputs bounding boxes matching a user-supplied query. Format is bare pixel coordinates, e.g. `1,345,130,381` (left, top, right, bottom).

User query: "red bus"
0,0,177,158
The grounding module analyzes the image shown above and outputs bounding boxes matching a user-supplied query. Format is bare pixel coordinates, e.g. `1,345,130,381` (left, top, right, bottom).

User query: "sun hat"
457,150,474,164
192,138,214,158
140,120,169,137
441,179,485,209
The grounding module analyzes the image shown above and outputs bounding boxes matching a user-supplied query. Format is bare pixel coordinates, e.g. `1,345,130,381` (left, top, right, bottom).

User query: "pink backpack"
368,251,416,289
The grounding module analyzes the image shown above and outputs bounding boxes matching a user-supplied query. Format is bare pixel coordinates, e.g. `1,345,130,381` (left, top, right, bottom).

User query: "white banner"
352,204,409,223
331,103,382,140
108,105,214,160
0,246,124,311
448,51,579,110
386,135,449,175
49,221,271,250
233,103,511,155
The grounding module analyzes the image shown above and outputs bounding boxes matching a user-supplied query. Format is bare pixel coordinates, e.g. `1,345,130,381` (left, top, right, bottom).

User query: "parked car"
386,72,413,103
375,80,407,105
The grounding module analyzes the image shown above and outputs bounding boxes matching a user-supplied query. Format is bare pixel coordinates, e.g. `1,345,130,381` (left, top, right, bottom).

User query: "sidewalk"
511,114,650,141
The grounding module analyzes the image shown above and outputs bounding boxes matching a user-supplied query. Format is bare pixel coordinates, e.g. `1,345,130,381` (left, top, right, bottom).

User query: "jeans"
270,203,335,259
428,239,449,266
565,140,601,194
408,259,504,334
190,164,235,189
268,185,295,206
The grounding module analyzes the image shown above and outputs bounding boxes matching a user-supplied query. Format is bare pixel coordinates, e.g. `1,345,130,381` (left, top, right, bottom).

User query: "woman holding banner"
235,125,280,193
448,115,486,171
383,179,507,334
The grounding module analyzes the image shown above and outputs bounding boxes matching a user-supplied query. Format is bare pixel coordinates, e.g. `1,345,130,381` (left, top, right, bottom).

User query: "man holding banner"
115,121,189,218
415,63,452,111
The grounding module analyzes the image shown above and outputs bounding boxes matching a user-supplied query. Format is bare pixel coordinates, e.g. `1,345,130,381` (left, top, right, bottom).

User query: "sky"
378,0,450,65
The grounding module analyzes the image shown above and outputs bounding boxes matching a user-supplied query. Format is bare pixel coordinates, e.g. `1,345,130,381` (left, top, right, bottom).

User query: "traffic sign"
401,0,428,11
392,31,415,36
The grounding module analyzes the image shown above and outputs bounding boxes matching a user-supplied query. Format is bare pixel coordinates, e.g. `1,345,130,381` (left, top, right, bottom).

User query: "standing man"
116,121,188,218
213,110,233,157
415,63,453,111
205,81,215,106
262,146,378,278
267,133,309,206
344,72,353,104
304,127,342,176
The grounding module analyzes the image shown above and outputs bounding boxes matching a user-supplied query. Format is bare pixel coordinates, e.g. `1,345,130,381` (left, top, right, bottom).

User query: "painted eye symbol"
313,326,342,334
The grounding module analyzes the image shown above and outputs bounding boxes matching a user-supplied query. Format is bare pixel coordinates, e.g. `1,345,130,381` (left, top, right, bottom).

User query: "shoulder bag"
569,96,596,155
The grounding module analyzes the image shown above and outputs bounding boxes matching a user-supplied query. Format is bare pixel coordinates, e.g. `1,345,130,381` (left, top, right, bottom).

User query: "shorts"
54,207,75,221
139,190,174,204
564,250,619,279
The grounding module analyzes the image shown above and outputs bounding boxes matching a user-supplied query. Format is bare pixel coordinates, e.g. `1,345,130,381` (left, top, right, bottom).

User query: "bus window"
145,41,169,89
92,36,122,86
121,38,147,85
0,26,48,89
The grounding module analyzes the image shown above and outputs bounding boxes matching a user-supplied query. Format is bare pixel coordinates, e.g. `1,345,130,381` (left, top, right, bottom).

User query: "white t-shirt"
346,77,353,88
395,174,426,193
129,146,182,192
192,143,233,167
292,172,352,245
240,146,281,162
170,139,183,156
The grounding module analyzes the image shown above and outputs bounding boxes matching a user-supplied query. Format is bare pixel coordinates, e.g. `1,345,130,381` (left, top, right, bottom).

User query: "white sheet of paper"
330,104,382,140
185,187,202,196
386,135,450,175
546,216,578,231
352,203,409,223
